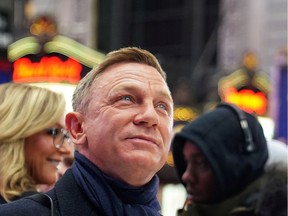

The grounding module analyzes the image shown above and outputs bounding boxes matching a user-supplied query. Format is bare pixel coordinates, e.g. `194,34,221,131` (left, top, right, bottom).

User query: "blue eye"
121,96,133,101
157,103,167,110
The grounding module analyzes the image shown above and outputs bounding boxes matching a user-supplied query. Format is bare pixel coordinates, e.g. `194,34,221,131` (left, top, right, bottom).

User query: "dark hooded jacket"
172,103,270,215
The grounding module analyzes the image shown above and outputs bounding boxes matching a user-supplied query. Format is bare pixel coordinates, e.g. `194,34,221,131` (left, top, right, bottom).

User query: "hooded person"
172,102,285,216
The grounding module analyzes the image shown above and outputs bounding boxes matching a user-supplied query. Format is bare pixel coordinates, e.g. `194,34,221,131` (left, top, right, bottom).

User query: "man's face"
182,141,216,204
80,62,174,186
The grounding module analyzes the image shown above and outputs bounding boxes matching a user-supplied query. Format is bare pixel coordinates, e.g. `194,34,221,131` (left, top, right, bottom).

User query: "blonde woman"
0,83,71,203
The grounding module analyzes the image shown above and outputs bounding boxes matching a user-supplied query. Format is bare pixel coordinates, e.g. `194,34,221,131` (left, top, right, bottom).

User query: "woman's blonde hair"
0,83,66,202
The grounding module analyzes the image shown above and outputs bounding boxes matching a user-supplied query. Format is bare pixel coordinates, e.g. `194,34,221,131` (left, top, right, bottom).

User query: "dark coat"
0,191,37,204
176,176,261,216
176,164,287,216
0,169,101,216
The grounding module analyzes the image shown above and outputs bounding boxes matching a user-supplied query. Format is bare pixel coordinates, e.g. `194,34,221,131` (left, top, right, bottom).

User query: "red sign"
223,88,267,115
13,56,82,83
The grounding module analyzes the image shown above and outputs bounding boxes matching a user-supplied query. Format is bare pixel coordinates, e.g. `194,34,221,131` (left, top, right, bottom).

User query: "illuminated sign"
13,56,82,83
223,88,267,115
6,34,105,85
174,106,197,122
218,53,270,116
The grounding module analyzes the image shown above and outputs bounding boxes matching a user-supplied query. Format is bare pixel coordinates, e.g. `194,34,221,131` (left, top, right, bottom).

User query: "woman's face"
25,118,71,185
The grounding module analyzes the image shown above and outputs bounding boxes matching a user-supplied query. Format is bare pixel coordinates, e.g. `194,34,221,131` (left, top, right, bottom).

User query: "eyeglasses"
45,128,70,149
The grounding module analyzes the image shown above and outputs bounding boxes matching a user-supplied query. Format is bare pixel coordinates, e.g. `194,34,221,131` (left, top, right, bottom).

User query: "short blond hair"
0,83,66,202
72,47,166,112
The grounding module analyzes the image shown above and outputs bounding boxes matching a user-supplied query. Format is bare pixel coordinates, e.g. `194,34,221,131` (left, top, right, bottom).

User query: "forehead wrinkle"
110,69,148,74
109,79,172,103
100,68,154,81
95,70,147,89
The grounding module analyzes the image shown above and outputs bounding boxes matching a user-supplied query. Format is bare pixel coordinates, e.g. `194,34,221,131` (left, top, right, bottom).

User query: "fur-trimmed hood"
256,163,287,216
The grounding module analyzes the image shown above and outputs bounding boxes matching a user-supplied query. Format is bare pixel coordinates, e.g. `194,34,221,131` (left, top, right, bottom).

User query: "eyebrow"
157,89,173,103
112,83,173,102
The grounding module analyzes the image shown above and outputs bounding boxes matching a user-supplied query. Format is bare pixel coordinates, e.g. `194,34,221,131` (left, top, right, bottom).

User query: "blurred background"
0,0,287,215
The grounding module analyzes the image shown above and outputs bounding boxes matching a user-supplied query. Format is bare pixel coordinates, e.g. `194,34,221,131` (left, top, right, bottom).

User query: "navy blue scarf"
72,151,161,216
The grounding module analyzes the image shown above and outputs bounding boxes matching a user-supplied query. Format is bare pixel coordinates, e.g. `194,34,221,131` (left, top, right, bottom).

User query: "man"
0,47,174,215
172,103,287,216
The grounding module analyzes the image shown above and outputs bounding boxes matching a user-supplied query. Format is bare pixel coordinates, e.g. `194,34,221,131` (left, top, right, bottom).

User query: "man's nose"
133,103,159,127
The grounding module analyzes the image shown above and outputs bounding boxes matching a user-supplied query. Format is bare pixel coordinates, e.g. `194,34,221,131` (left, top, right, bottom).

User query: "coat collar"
48,169,98,216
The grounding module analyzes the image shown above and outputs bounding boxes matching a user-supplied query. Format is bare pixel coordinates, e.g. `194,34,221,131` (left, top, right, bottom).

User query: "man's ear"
65,112,87,145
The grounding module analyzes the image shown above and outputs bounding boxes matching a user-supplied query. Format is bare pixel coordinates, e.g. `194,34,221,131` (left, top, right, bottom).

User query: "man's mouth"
128,135,158,145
